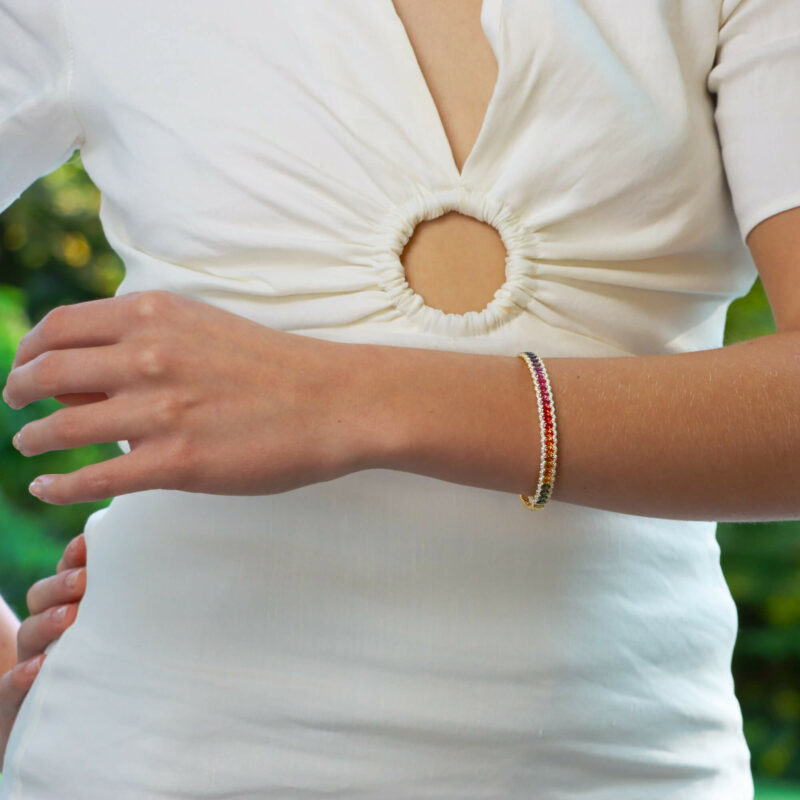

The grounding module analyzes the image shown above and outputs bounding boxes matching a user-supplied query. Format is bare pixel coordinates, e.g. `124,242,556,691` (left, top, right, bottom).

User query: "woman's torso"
20,0,754,352
1,2,756,797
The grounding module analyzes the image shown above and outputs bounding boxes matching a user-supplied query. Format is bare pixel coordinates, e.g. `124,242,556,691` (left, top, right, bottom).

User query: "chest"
72,0,729,264
389,0,498,174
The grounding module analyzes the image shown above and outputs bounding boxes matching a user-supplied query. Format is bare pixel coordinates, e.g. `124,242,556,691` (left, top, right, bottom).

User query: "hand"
2,290,385,505
0,532,87,765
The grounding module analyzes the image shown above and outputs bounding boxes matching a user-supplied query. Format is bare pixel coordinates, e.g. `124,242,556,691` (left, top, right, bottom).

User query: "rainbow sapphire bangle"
516,351,558,510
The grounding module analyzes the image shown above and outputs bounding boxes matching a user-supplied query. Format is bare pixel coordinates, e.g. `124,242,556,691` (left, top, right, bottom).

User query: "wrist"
350,343,543,496
341,341,410,473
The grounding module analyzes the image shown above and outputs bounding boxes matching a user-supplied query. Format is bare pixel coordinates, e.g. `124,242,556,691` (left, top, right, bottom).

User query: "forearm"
359,331,800,522
0,595,20,674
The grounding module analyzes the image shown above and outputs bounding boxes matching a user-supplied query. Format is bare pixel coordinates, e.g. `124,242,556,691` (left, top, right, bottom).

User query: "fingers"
0,533,87,751
4,344,129,410
10,293,148,371
16,603,79,664
27,566,86,617
13,393,143,458
56,532,87,574
0,653,45,707
0,653,46,766
27,442,170,505
20,536,86,667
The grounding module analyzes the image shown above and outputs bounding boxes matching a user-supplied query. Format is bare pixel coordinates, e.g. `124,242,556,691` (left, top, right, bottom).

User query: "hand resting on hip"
0,532,87,765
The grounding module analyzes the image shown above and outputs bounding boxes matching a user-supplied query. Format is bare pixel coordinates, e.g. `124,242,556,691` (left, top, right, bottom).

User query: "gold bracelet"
516,351,558,510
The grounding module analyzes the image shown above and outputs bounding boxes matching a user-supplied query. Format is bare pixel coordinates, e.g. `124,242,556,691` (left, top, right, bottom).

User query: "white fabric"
2,0,799,797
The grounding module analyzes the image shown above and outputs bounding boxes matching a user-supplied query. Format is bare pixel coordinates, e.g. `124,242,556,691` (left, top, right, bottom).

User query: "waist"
75,470,737,679
7,472,751,797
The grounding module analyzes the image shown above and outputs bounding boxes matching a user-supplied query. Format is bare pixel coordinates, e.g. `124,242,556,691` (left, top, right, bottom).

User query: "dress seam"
59,0,88,148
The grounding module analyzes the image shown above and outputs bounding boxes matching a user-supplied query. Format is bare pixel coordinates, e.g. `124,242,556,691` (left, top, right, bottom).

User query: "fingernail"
12,430,22,452
66,568,84,589
25,656,43,675
53,605,68,622
29,476,51,498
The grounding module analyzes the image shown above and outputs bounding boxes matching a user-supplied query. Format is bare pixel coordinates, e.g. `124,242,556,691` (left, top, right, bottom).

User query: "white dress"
2,1,799,797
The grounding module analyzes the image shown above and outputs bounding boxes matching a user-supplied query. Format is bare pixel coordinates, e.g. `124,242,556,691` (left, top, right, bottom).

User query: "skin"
0,5,797,515
0,533,87,764
392,0,497,177
393,0,508,314
2,289,386,502
1,0,799,760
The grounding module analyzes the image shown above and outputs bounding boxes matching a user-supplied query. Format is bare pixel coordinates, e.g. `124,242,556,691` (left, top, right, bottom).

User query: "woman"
1,0,799,796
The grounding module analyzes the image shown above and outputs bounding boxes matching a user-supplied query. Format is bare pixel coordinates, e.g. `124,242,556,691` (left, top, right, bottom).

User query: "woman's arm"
4,211,798,518
5,291,799,521
363,328,800,523
359,209,800,524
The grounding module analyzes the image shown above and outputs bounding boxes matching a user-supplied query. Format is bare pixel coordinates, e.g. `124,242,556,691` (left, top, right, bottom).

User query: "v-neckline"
386,0,504,184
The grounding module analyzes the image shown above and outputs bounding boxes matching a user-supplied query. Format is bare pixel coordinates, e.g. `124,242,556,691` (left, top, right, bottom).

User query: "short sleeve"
707,0,800,244
0,0,84,213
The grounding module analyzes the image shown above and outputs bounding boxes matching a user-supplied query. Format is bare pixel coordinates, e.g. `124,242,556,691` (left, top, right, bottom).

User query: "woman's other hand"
0,532,87,765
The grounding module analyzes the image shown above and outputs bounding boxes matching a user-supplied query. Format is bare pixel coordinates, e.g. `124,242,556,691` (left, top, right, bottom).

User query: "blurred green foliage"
719,280,800,785
0,153,798,790
0,152,123,615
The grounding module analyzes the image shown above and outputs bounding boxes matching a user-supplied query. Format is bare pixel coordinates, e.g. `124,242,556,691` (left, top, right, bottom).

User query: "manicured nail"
29,476,51,498
12,431,22,452
66,568,84,589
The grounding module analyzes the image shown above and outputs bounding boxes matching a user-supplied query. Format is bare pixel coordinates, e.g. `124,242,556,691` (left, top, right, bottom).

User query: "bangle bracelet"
516,351,558,510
